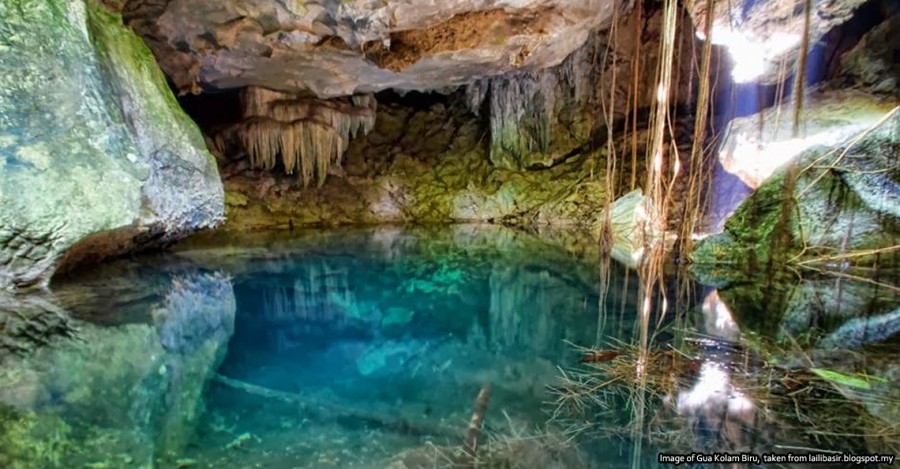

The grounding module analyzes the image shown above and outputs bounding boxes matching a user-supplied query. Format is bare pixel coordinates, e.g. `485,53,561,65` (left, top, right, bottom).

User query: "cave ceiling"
124,0,621,98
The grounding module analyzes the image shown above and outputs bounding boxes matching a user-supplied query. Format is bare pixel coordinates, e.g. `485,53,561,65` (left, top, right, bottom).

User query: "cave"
0,0,898,467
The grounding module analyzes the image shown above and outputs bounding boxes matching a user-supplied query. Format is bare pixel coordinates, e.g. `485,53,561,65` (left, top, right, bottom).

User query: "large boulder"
0,0,224,289
692,91,899,269
717,90,896,190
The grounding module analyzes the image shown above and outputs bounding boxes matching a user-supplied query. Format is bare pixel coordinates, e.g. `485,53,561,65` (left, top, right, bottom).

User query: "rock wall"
204,1,709,229
467,5,701,170
219,93,612,232
0,0,224,290
692,99,899,269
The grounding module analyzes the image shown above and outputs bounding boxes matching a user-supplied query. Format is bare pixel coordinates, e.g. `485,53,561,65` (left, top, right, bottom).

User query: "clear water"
0,225,897,469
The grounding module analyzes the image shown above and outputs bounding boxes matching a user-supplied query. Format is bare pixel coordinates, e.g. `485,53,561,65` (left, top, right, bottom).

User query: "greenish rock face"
0,0,224,290
220,99,610,233
692,99,899,270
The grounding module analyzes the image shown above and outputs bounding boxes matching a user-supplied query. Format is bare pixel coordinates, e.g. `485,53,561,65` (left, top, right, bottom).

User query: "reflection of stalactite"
258,263,357,323
466,44,592,169
215,87,376,186
488,266,593,354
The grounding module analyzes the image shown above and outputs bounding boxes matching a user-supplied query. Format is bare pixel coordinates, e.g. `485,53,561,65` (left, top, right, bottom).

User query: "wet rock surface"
0,0,224,290
693,95,899,269
219,93,613,231
0,261,235,469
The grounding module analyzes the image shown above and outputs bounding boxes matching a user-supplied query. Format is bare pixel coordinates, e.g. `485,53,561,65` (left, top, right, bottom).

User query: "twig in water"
463,384,492,467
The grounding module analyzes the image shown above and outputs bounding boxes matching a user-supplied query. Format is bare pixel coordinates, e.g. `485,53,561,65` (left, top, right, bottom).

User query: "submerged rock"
0,294,76,355
0,269,235,468
0,0,224,290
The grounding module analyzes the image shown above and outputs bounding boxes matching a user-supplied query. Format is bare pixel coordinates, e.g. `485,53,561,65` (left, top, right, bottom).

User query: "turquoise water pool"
0,226,896,468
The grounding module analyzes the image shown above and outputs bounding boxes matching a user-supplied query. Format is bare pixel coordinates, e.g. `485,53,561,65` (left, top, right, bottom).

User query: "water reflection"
0,226,896,468
554,264,899,467
153,226,640,467
0,264,235,468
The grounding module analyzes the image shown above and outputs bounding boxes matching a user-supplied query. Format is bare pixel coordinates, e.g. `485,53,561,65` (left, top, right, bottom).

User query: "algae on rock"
693,97,899,269
0,0,223,289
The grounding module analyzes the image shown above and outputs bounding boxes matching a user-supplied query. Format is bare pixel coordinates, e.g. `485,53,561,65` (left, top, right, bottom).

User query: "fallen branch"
212,374,461,440
463,384,492,467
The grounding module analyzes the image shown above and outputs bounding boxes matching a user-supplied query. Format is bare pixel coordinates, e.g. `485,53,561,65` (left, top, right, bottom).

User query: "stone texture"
0,0,224,290
124,0,623,97
684,0,868,84
212,87,377,187
466,5,701,169
718,89,897,189
693,98,899,269
0,294,76,355
838,12,900,95
219,94,612,233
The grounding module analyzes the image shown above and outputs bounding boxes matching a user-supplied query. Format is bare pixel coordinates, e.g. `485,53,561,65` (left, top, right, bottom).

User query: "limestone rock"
839,12,900,95
219,96,610,231
718,90,897,189
693,96,899,268
467,6,700,169
213,87,377,187
0,0,224,289
124,0,623,98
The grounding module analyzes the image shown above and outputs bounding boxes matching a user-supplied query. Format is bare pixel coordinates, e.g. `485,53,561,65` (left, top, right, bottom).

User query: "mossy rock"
0,0,223,289
693,106,900,271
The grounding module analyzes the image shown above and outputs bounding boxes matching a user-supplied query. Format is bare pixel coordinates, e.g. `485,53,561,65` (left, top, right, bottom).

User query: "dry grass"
546,339,900,455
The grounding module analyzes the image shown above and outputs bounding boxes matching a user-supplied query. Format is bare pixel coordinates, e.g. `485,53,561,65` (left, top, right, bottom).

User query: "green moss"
225,191,249,207
85,1,209,155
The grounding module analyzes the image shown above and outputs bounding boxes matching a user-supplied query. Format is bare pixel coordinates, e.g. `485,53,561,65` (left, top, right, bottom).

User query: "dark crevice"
172,86,244,135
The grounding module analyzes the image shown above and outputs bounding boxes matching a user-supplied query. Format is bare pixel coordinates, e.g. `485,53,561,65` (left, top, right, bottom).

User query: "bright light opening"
677,361,754,414
700,22,799,83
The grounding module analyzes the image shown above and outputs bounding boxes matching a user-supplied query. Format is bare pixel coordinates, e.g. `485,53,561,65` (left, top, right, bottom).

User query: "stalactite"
216,87,377,187
466,42,593,169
